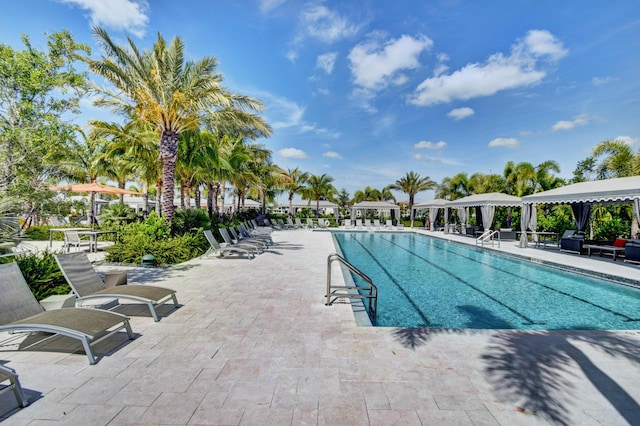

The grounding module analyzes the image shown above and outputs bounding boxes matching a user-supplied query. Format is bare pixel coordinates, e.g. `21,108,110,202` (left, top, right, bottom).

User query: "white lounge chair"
343,219,353,228
385,220,394,229
356,219,363,229
373,219,381,229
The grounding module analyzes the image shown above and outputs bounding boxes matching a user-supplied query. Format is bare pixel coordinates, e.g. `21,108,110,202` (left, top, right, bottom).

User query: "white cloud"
323,151,342,159
316,52,338,74
58,0,149,37
258,0,287,13
348,33,433,92
551,113,589,131
414,140,447,150
409,30,567,106
488,137,520,148
592,76,614,86
447,107,475,120
301,5,359,43
279,148,308,159
616,135,639,145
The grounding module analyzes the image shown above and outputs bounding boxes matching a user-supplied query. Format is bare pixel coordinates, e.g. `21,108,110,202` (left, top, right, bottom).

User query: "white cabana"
446,193,522,234
350,200,401,221
411,199,448,230
287,200,339,220
521,176,640,247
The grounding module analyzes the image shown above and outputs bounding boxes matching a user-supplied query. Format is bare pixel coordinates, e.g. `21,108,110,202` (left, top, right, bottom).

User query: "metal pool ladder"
326,253,377,324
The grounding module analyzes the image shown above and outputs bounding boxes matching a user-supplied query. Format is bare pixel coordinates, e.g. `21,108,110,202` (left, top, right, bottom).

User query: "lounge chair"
55,252,179,322
355,219,363,229
239,224,273,245
295,218,305,229
385,220,394,229
286,218,297,229
0,262,134,364
203,230,254,259
343,219,353,228
0,364,28,408
364,219,372,228
229,226,269,249
62,230,96,253
373,219,381,229
218,227,263,254
306,218,316,228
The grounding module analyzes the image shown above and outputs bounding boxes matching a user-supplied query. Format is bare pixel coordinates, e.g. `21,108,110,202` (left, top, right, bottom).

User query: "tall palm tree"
301,174,337,219
84,27,271,224
387,171,436,223
283,167,309,216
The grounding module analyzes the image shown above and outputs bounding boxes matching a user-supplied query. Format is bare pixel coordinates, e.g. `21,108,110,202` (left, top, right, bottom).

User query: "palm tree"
301,174,337,219
592,139,640,236
592,139,638,179
92,119,161,214
387,171,436,223
283,167,309,216
84,27,271,224
52,128,108,225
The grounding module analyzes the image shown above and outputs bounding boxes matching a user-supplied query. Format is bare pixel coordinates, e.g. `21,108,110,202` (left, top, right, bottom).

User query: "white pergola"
520,176,640,247
445,193,522,234
411,198,448,230
350,200,401,220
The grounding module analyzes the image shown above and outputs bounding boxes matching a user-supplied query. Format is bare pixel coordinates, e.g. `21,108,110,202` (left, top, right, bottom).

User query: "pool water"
332,232,640,330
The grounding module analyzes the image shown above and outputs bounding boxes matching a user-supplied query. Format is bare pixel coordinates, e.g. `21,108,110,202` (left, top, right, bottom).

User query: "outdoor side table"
104,270,128,287
40,294,76,310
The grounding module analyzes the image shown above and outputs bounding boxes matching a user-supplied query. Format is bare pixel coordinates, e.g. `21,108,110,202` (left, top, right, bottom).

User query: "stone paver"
0,229,639,425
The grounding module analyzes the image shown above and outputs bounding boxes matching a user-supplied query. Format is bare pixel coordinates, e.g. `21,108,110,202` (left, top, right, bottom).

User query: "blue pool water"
332,232,640,330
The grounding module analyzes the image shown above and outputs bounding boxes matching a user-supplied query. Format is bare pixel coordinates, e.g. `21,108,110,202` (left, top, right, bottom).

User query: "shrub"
173,208,210,235
0,251,70,300
98,203,138,227
593,217,630,241
105,211,208,265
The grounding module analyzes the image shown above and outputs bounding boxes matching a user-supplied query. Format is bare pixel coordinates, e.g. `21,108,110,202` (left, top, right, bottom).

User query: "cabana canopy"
445,192,522,234
412,198,448,230
446,192,522,208
521,176,640,205
520,176,640,246
351,200,400,220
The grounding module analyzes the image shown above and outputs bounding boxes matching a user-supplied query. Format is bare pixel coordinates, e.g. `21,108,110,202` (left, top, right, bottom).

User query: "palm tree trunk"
160,130,179,223
220,182,226,214
207,182,214,218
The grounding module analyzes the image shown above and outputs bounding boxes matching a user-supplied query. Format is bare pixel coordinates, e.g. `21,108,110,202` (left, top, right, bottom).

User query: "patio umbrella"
49,182,142,228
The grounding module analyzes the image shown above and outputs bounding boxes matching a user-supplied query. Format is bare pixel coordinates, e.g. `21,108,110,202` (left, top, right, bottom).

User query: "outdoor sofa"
625,239,640,264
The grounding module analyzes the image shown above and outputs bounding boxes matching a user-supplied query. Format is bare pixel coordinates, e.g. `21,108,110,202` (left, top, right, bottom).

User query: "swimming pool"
332,232,640,330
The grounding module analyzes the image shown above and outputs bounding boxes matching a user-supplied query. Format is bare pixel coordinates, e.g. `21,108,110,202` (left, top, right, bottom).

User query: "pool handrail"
325,253,377,324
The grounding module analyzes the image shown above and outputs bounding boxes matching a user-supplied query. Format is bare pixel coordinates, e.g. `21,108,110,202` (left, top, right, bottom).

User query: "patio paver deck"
1,229,639,425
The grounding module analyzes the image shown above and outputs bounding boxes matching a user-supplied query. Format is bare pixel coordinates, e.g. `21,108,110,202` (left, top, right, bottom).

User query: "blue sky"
1,0,639,203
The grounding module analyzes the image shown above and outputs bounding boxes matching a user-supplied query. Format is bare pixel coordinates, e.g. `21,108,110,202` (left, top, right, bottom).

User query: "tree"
592,139,638,179
0,30,89,216
84,27,271,225
283,167,309,216
301,174,337,219
387,171,436,222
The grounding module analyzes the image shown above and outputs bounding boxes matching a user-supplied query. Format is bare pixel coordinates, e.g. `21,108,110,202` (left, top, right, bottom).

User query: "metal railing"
326,253,377,324
476,229,501,247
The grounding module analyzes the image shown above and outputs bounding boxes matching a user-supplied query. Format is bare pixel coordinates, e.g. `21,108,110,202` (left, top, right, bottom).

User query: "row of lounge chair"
344,219,402,230
0,252,180,407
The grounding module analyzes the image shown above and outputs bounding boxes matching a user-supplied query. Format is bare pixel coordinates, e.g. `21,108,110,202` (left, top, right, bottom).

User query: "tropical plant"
387,171,436,220
84,27,271,225
300,174,337,218
173,208,210,235
283,167,309,216
98,203,138,227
